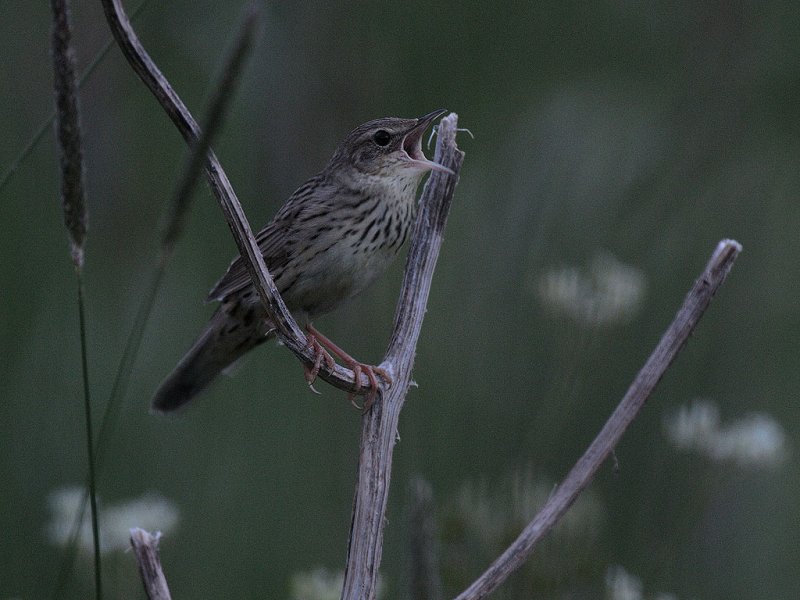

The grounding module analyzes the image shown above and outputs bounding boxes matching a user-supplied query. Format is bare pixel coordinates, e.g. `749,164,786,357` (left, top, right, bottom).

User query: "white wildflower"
536,252,646,326
605,565,685,600
46,486,179,555
605,565,643,600
664,399,787,467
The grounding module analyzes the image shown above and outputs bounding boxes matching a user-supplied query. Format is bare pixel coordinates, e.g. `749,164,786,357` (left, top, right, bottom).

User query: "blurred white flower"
536,252,646,326
289,568,385,600
664,399,787,467
605,565,643,600
605,565,684,600
46,486,179,555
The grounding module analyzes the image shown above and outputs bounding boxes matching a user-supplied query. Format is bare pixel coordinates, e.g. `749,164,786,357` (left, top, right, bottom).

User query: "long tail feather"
151,308,267,413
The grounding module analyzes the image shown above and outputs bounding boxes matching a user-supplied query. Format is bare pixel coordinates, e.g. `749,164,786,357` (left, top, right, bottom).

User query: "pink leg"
306,323,391,411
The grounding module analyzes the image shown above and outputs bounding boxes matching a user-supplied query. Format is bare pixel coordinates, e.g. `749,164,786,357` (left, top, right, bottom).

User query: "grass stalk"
51,0,101,596
51,5,259,596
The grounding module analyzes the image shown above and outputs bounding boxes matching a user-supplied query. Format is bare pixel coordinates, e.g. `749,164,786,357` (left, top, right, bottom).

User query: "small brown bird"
152,109,451,412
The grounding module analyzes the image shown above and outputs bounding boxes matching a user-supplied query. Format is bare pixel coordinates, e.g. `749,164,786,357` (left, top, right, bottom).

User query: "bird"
151,109,452,413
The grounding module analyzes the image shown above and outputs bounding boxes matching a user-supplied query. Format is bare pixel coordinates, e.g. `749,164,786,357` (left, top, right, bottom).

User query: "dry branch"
130,529,172,600
99,0,373,394
341,115,463,600
453,239,742,600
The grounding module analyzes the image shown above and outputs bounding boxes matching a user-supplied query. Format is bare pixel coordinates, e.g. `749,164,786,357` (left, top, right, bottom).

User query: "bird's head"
327,109,453,179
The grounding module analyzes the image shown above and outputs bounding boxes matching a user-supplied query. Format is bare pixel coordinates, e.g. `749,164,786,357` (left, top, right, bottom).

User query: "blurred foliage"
1,1,799,598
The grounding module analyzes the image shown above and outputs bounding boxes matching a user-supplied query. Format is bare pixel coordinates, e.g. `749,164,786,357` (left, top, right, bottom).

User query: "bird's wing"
206,176,327,302
206,221,292,302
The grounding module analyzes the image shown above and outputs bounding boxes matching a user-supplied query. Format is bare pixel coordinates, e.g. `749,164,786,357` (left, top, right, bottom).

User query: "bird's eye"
373,130,391,146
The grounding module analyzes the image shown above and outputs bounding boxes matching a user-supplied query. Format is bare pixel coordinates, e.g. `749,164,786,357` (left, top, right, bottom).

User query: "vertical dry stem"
340,114,464,600
130,529,172,600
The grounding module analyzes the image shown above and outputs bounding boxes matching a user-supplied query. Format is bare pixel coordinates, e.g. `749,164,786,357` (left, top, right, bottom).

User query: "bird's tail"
151,307,268,413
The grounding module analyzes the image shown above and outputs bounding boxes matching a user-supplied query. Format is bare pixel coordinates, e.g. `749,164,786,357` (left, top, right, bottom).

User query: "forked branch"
100,3,465,598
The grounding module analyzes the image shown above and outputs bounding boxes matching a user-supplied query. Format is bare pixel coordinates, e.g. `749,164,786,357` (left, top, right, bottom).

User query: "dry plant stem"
99,0,369,393
103,2,465,597
99,1,254,470
341,116,464,600
454,239,742,600
130,529,172,600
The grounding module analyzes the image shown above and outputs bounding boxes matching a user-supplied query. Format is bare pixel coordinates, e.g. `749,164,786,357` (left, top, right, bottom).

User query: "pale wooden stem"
453,239,742,600
130,528,172,600
340,115,464,600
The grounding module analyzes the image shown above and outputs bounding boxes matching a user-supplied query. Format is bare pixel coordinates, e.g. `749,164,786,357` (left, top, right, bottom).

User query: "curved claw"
348,393,364,410
304,332,334,387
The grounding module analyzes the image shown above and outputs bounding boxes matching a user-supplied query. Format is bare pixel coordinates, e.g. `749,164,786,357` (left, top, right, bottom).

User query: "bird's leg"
306,323,391,411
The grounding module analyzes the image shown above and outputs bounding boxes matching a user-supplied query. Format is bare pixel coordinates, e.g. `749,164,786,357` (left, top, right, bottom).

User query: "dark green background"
2,1,799,598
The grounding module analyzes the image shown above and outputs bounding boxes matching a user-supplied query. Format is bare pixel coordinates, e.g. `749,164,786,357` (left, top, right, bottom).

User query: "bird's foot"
347,361,392,413
306,323,392,412
304,331,336,393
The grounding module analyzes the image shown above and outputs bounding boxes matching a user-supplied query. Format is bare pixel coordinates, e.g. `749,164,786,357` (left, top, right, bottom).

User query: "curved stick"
99,0,373,393
454,239,742,600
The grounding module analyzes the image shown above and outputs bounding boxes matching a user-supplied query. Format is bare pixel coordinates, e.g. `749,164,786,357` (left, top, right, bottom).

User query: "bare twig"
99,0,372,394
130,529,172,600
96,0,258,467
341,114,464,600
100,5,467,598
453,239,743,600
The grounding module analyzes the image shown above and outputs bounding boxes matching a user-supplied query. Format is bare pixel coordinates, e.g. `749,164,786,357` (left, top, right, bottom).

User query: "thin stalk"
51,241,166,600
77,273,102,599
50,0,99,595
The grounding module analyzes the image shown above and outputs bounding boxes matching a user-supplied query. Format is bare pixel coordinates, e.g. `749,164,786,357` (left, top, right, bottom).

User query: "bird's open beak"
401,109,454,174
